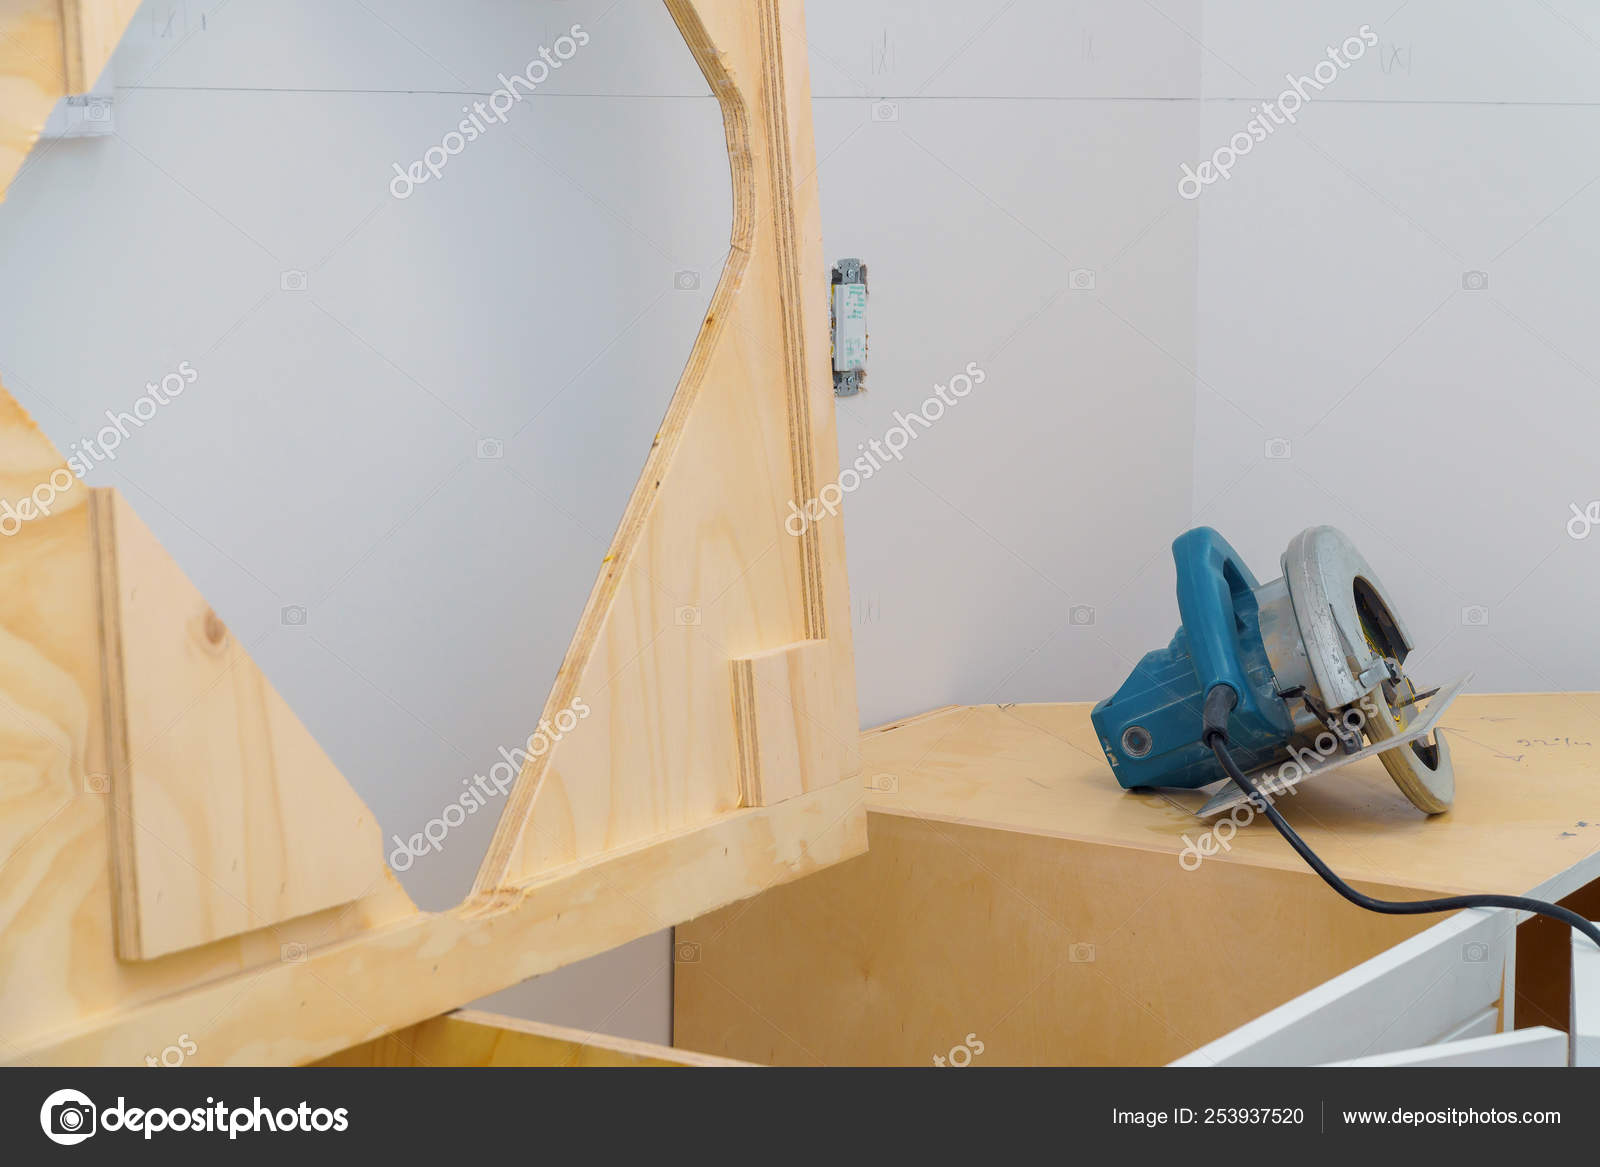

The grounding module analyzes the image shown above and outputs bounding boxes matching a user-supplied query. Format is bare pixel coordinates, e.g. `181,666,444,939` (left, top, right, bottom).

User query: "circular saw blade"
1365,682,1454,814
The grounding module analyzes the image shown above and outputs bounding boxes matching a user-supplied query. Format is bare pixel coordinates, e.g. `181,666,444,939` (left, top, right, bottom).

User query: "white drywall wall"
1189,0,1600,698
805,1,1202,727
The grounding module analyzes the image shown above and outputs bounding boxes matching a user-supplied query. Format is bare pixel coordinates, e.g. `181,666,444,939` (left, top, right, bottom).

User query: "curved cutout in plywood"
2,0,786,915
0,0,862,1066
474,0,858,893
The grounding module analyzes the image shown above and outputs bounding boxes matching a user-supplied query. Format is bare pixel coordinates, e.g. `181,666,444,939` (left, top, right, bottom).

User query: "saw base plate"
1195,673,1469,818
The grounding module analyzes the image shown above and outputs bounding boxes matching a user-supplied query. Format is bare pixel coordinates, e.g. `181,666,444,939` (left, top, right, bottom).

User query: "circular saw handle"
1172,527,1291,741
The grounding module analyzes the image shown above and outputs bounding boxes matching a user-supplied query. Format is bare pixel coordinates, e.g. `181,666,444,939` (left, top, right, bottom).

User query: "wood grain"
676,694,1600,1065
0,389,415,1063
675,811,1430,1066
13,777,865,1065
0,0,864,1064
58,0,139,91
0,0,68,202
91,489,389,960
858,697,1600,899
732,640,839,806
1,0,136,202
473,0,860,890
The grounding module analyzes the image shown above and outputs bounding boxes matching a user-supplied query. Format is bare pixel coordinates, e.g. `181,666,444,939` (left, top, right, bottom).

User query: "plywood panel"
675,811,1428,1066
732,640,839,806
316,1009,749,1068
0,0,864,1065
1,0,138,200
860,697,1600,900
59,0,140,91
19,778,863,1065
0,390,418,1063
474,0,859,888
677,692,1600,1065
92,489,390,960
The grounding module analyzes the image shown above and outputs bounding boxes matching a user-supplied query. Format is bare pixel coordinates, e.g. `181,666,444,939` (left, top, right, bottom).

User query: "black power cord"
1200,684,1600,952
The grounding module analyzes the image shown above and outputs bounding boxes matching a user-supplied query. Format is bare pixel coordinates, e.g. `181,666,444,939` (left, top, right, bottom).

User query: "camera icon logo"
281,605,308,627
40,1088,97,1145
1462,941,1490,963
1069,604,1096,627
84,772,110,794
1069,268,1096,291
675,941,701,963
280,269,308,292
1069,942,1097,963
1461,270,1489,291
675,605,701,627
281,941,308,963
476,437,504,461
674,270,700,291
867,772,899,793
1567,501,1600,540
84,99,112,123
1264,437,1292,460
871,100,899,122
1461,604,1490,627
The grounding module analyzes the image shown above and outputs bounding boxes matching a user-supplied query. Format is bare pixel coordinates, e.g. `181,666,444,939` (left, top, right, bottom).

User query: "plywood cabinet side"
677,695,1600,1065
674,808,1433,1066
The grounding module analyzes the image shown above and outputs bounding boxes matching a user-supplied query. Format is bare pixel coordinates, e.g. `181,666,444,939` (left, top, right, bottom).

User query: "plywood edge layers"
10,778,865,1066
470,0,859,897
1,0,141,202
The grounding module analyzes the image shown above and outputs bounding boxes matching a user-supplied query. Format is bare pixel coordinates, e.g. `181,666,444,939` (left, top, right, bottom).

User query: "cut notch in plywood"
90,488,389,960
732,640,841,806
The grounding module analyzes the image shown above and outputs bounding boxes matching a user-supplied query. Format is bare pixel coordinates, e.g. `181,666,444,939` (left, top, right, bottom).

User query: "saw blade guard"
1279,525,1413,710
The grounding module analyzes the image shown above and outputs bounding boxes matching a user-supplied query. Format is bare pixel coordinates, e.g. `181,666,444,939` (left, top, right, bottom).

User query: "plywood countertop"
859,694,1600,900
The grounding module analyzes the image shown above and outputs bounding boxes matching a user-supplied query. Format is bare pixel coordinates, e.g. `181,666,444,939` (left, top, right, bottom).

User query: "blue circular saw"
1091,526,1458,816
